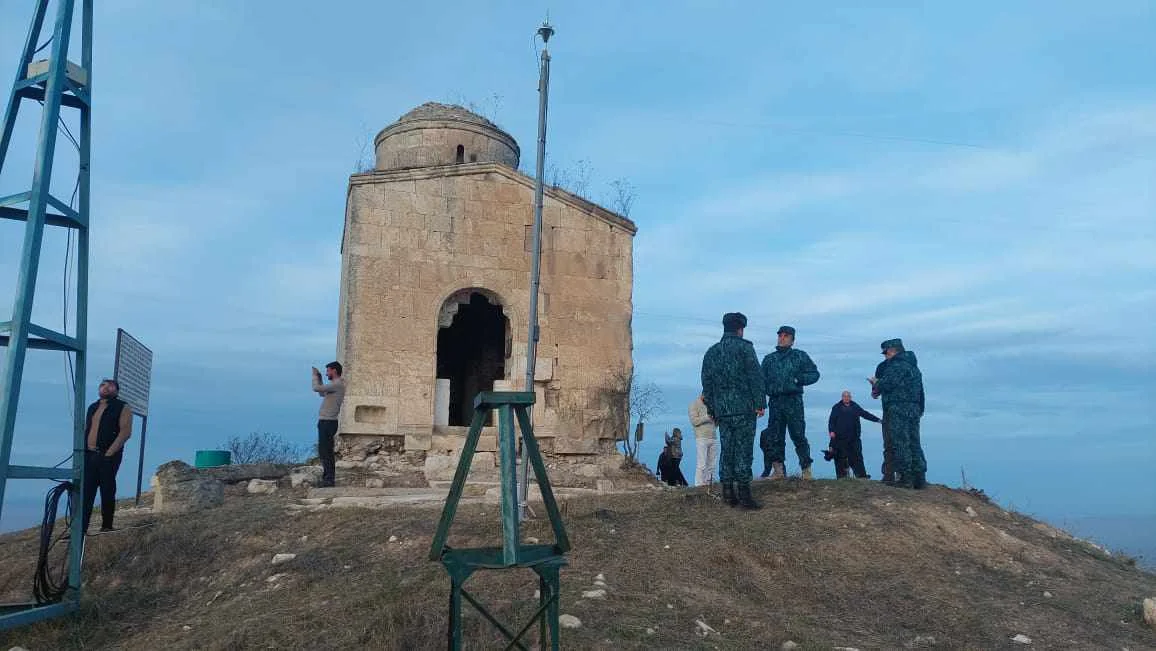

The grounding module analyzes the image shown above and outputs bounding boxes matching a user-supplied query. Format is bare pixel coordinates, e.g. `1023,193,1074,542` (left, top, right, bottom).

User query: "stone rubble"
694,619,718,637
247,479,278,495
559,614,582,629
152,461,224,514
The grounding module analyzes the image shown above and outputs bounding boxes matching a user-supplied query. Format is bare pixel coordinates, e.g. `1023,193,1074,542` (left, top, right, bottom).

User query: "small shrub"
221,432,307,465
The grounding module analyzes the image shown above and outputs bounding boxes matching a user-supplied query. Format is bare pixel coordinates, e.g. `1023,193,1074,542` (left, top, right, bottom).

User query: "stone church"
335,102,636,475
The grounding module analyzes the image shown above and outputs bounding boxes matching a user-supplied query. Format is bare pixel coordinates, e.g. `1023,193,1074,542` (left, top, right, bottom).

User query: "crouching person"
657,437,688,486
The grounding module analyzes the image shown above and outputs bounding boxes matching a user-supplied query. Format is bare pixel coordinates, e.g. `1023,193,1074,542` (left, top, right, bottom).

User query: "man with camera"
312,362,346,488
825,390,881,479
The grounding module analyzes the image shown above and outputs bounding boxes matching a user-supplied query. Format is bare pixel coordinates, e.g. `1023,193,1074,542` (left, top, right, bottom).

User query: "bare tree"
221,432,308,466
353,122,374,173
448,91,503,124
569,159,592,198
597,369,664,467
608,178,636,217
547,163,569,190
546,159,594,199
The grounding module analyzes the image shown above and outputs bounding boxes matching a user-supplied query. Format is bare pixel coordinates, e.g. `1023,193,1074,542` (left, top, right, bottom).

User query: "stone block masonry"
335,103,637,477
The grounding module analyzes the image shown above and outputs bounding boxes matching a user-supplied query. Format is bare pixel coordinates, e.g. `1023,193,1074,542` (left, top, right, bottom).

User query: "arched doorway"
436,291,509,426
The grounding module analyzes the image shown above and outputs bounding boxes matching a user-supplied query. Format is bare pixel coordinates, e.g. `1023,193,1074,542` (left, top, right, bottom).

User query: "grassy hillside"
1,479,1154,650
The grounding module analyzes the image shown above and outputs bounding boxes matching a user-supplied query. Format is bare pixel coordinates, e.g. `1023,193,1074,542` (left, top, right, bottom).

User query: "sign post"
112,328,152,505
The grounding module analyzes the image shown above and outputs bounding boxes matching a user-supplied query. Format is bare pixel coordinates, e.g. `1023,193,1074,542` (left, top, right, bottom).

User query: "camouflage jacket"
873,350,925,415
701,334,766,418
761,346,820,398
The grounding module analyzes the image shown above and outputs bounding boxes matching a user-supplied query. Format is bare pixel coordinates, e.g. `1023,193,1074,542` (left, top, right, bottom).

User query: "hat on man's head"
722,312,748,332
880,338,904,353
777,325,796,337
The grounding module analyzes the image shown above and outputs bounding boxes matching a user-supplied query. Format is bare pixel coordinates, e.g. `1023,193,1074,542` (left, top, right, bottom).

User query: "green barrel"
194,450,232,468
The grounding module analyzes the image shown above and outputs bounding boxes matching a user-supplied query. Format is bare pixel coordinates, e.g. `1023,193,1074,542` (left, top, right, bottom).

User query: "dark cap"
722,312,748,332
880,338,904,353
777,325,796,337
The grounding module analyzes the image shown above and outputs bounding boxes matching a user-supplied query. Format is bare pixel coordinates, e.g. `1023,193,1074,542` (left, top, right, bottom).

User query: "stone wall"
337,162,635,461
375,121,519,171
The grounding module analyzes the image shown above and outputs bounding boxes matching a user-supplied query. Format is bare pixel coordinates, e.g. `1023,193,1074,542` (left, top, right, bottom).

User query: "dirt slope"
1,479,1154,650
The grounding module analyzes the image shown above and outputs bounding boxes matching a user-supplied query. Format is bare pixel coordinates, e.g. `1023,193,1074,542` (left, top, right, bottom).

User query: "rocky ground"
1,474,1155,650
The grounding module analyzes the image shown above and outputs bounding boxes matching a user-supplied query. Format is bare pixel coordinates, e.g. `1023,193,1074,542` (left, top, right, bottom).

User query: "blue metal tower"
0,0,92,629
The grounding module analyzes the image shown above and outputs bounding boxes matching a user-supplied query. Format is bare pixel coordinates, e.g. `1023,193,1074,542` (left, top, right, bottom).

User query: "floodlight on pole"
520,18,554,522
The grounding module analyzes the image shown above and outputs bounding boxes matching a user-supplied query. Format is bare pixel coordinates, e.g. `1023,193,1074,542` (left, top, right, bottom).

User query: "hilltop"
1,477,1154,650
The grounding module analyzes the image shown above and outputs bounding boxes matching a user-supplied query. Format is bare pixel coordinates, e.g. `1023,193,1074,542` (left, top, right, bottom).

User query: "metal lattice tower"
429,392,570,650
0,0,92,629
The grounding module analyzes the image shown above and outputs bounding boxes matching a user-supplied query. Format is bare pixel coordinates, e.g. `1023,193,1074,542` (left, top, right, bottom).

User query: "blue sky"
1,1,1153,554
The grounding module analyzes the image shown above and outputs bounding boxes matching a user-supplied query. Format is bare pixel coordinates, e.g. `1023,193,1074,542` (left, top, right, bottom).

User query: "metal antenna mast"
0,0,93,629
520,18,554,521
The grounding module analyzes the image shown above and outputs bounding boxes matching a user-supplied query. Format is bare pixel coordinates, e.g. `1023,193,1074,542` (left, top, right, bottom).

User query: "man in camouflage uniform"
870,338,926,489
759,325,821,480
701,312,766,510
871,356,894,482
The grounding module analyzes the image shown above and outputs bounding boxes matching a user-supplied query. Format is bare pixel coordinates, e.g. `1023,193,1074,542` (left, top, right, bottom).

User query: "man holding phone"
312,362,346,488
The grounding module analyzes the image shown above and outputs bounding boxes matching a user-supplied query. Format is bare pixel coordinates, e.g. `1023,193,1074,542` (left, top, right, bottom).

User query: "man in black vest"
82,378,133,533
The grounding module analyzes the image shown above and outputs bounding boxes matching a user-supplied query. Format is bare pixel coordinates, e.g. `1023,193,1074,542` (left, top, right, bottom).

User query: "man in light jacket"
689,393,719,487
312,361,346,488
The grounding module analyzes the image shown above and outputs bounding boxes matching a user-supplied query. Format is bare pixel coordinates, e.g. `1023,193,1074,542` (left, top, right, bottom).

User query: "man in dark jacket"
826,390,881,479
701,312,766,509
759,325,821,480
870,339,926,489
82,378,134,533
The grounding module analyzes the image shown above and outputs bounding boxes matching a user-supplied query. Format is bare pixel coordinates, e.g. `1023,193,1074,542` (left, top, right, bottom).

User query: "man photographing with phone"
311,362,346,488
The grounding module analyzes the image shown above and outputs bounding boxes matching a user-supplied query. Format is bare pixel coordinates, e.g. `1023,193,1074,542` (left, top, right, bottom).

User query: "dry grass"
1,479,1154,650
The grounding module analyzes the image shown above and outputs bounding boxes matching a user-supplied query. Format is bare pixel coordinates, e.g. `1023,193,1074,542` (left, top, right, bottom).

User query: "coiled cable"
33,481,75,604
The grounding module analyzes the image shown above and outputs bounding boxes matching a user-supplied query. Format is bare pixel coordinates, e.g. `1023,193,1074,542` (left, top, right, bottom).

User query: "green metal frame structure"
429,391,571,650
0,0,93,630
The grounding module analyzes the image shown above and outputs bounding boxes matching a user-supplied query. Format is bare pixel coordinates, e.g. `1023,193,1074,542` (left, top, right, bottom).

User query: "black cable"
33,35,53,55
32,99,82,152
57,116,80,152
33,481,76,604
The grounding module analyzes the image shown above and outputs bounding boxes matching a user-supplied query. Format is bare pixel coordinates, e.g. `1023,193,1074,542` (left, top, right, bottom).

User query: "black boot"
722,482,738,507
736,483,762,510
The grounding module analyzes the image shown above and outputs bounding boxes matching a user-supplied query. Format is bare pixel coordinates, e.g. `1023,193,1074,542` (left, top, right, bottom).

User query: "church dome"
373,102,520,171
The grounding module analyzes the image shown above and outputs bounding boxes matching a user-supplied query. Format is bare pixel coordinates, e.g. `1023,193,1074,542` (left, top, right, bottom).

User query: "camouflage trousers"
880,417,894,481
760,394,813,472
884,403,926,483
716,413,757,486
